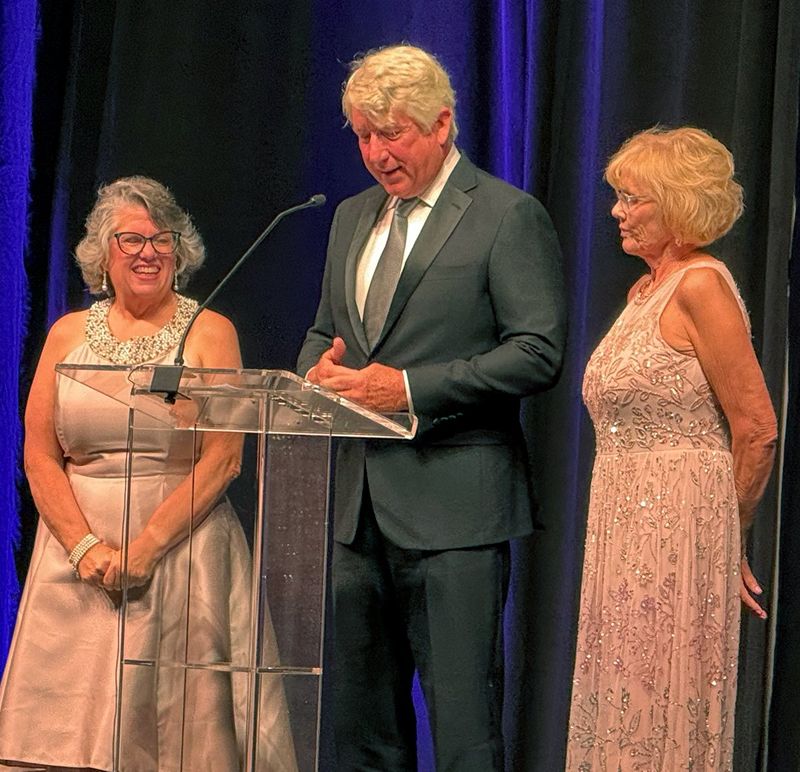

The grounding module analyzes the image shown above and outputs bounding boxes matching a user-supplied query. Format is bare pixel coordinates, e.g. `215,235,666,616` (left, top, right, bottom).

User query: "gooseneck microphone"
148,193,327,402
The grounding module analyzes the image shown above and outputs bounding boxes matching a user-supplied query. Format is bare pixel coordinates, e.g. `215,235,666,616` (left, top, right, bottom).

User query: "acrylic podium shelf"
56,364,416,772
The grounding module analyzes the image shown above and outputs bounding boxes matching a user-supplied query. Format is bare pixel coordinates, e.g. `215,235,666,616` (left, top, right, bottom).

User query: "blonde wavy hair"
74,176,205,295
605,126,744,247
342,44,458,141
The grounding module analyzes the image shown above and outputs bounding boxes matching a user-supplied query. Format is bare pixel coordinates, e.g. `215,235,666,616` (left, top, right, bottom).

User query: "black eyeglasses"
113,231,182,255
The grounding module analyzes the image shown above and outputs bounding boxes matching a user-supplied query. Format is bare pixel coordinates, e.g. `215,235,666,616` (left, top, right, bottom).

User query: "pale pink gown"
566,261,746,771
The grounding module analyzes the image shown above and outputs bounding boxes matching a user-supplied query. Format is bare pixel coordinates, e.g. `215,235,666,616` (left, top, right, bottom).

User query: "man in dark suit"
297,44,566,771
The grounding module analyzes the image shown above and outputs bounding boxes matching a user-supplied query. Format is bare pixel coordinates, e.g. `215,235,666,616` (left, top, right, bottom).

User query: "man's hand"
306,337,347,384
309,337,408,412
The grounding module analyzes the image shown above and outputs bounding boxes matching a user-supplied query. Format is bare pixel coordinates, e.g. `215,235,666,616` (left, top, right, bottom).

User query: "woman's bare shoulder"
675,259,736,309
186,308,241,368
45,309,89,358
194,307,236,335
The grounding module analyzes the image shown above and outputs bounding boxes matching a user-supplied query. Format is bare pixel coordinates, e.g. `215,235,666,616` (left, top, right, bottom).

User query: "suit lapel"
345,187,388,355
375,156,478,350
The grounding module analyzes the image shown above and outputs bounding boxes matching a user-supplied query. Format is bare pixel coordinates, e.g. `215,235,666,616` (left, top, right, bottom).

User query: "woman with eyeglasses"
0,177,296,771
566,128,777,771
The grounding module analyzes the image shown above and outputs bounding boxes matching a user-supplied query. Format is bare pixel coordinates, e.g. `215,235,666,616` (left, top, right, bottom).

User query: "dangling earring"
173,271,180,292
101,271,108,294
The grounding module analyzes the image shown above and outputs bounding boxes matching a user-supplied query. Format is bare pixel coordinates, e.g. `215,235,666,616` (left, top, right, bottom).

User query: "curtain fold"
0,0,35,663
5,1,798,769
766,19,800,765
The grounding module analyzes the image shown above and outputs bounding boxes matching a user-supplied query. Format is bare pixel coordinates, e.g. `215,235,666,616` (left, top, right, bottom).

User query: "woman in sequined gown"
566,128,777,771
0,178,296,771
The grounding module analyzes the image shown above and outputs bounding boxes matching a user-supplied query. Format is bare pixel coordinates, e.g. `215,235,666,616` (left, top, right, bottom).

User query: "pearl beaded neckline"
85,294,198,365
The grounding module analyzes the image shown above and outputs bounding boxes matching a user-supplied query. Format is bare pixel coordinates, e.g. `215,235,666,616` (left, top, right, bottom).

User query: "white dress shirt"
354,145,461,413
355,145,461,316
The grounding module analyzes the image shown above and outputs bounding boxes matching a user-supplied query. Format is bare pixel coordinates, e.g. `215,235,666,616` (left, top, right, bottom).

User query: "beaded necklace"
85,294,198,365
632,278,657,305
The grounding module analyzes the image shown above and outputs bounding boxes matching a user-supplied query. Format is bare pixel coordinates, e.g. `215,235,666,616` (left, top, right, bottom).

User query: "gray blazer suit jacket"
297,155,566,550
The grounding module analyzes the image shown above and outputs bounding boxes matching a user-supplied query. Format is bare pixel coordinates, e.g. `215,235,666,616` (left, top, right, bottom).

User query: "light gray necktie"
363,197,418,348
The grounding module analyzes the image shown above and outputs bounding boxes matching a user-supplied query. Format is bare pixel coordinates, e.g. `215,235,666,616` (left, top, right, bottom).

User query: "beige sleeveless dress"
0,297,296,771
566,261,746,771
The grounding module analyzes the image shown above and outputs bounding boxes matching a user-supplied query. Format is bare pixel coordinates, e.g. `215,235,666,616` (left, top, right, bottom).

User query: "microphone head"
309,193,327,207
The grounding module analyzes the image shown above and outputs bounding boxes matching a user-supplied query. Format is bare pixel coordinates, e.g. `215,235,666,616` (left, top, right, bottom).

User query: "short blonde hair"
342,44,458,141
74,176,205,295
605,126,744,247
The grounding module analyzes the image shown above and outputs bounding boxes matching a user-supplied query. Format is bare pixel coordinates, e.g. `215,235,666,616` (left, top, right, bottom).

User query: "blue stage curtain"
4,1,799,769
0,0,35,662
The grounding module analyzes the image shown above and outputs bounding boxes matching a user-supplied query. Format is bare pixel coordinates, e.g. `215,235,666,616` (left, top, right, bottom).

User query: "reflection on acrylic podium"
56,365,416,771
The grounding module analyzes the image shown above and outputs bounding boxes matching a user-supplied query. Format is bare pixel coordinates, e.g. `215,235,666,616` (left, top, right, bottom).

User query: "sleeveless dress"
0,297,296,771
566,261,746,771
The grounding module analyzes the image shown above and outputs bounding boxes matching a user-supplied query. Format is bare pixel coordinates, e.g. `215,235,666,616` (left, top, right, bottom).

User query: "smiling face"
351,107,452,199
610,176,673,262
106,205,176,303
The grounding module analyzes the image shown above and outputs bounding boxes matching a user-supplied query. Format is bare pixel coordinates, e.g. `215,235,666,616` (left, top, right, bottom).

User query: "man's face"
351,107,452,198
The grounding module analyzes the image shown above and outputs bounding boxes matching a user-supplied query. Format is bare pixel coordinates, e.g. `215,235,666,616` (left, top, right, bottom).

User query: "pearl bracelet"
68,533,101,578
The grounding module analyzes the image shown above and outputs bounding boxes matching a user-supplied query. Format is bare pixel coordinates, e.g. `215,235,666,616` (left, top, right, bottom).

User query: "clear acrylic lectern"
55,364,416,772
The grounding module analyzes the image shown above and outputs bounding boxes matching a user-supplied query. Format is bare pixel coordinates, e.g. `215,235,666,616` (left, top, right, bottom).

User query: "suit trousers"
331,484,510,772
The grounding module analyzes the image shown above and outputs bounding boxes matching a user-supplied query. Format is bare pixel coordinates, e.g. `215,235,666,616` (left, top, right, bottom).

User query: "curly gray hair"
74,176,205,294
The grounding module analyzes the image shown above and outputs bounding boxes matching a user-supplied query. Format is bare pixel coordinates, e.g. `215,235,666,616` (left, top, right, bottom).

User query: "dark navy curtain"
4,1,799,769
0,0,35,662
